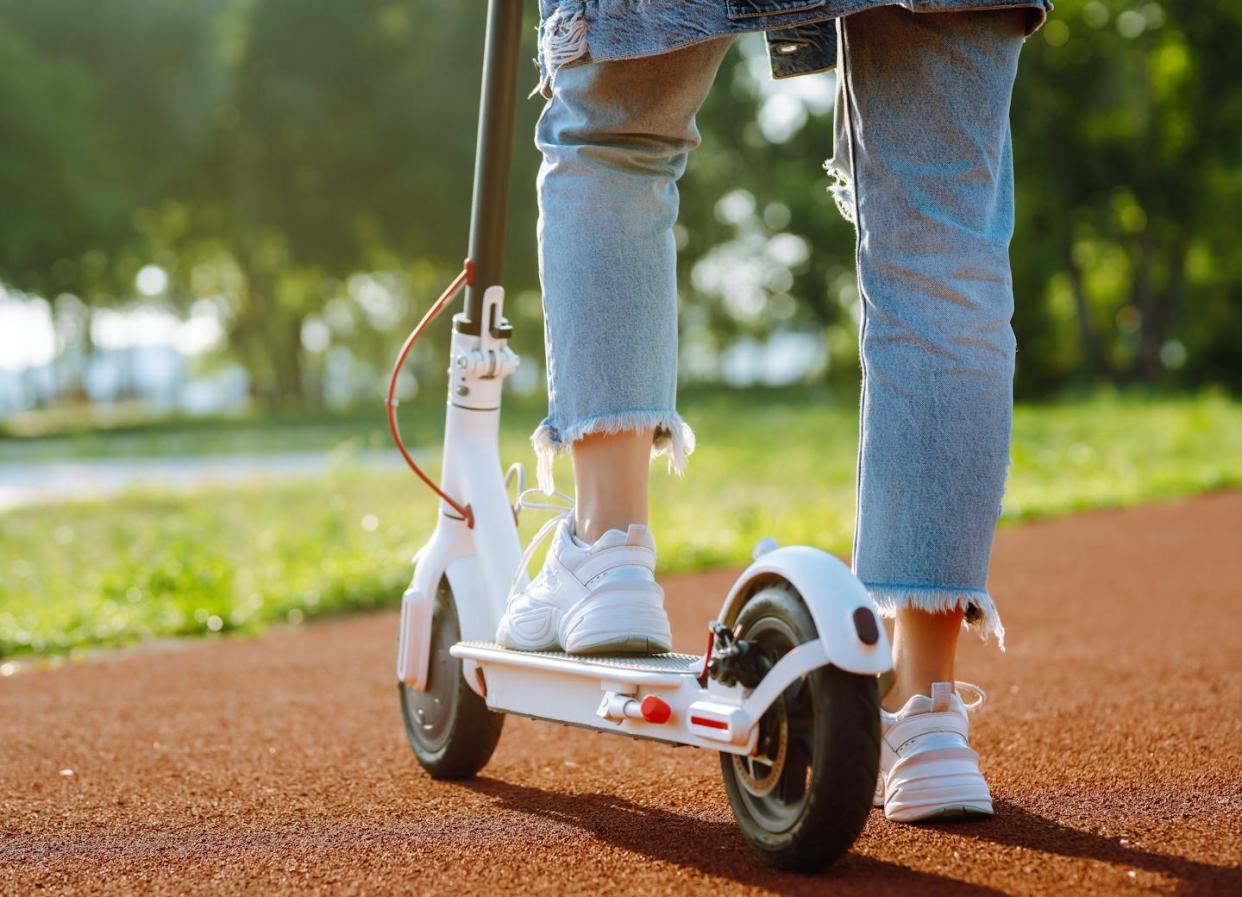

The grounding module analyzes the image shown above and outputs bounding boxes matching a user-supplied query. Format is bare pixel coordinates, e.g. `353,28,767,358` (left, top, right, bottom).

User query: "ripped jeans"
532,6,1027,645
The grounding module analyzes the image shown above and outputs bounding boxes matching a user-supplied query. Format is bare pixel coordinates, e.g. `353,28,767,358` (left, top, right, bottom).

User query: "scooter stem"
460,0,524,335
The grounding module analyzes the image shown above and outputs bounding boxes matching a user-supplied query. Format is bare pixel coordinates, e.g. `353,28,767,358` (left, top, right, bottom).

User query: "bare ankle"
882,606,965,712
570,429,653,544
575,510,645,544
882,676,957,712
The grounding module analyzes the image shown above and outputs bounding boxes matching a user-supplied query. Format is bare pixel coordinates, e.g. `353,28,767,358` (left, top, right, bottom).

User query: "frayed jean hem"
531,408,695,494
865,583,1006,651
823,156,856,225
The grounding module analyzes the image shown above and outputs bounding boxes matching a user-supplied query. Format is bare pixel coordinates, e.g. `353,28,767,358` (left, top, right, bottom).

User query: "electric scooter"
391,1,892,872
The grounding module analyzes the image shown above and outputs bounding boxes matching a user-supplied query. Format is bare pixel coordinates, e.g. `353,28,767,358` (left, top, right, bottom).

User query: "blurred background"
1,0,1239,662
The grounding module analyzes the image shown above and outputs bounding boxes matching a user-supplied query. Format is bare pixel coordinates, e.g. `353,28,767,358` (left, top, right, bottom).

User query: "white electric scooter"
391,2,892,872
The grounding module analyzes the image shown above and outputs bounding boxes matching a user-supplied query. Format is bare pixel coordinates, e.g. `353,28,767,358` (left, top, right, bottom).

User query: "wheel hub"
733,697,788,798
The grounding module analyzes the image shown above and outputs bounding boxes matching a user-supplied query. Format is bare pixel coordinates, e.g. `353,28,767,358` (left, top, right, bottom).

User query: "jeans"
533,6,1027,646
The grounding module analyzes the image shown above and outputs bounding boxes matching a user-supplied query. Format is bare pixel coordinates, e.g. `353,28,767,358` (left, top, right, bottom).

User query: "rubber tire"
398,579,503,779
719,585,880,872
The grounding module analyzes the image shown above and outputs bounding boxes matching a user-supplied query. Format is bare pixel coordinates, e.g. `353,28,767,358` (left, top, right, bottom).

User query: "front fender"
717,545,891,676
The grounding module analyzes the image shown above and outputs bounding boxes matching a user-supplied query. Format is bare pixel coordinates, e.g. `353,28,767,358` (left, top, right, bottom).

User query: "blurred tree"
0,0,545,406
0,0,231,400
0,0,227,295
176,0,544,403
0,29,126,299
677,3,1242,395
1,0,1239,408
1011,0,1242,392
678,40,857,385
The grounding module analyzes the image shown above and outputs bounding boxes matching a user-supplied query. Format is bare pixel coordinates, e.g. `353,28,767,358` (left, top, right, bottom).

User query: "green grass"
0,404,420,461
2,388,1239,660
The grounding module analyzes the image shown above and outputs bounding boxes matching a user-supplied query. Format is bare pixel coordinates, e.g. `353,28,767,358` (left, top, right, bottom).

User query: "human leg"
571,428,654,543
499,37,734,653
833,5,1027,684
831,4,1028,818
532,37,735,500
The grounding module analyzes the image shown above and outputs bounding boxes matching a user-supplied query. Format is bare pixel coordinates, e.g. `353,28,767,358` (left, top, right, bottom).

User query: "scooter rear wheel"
398,578,503,779
719,585,880,871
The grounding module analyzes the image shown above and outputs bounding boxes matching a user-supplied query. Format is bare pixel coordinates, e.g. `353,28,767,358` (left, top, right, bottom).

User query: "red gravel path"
3,493,1241,895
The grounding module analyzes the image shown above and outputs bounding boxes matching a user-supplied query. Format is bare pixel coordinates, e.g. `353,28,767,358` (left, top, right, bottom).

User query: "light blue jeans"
533,7,1027,646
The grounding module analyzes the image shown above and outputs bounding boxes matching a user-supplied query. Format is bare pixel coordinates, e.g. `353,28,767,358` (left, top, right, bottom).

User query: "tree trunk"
226,254,308,407
1146,236,1187,379
1064,247,1104,379
270,311,306,405
51,295,91,404
227,298,307,407
1133,228,1160,381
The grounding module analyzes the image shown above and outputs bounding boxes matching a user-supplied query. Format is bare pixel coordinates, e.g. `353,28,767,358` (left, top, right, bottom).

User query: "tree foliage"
0,1,1237,403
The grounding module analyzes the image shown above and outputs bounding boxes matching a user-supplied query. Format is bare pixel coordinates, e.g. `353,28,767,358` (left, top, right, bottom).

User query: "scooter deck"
452,640,704,688
450,640,835,753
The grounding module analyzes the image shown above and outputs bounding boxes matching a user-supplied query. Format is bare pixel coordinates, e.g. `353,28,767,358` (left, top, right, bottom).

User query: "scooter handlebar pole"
459,0,525,335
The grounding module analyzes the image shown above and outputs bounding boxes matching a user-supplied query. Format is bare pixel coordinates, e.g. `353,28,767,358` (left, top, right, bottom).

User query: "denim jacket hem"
533,0,1050,97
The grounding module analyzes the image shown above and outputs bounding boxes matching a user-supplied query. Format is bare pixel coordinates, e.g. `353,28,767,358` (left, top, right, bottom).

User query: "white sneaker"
874,681,994,822
496,494,672,655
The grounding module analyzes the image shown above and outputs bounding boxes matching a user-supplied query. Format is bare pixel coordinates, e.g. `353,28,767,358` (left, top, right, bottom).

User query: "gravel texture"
3,492,1240,896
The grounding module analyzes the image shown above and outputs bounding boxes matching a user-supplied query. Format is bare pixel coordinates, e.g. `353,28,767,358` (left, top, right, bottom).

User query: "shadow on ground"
462,778,1240,897
972,800,1241,897
463,777,1001,895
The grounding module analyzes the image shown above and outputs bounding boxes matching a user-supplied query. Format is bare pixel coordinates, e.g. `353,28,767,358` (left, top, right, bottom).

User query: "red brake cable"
386,260,475,527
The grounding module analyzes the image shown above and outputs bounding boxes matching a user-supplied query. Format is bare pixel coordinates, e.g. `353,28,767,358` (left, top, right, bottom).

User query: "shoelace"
882,681,987,719
508,487,576,598
953,681,986,711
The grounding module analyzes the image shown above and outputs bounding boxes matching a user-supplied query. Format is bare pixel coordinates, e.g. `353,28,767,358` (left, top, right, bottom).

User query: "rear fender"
717,545,891,676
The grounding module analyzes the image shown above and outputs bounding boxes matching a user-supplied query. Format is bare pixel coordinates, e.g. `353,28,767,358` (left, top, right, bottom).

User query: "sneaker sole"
568,634,673,655
880,744,994,823
886,801,994,823
495,613,561,653
875,779,994,821
561,586,672,655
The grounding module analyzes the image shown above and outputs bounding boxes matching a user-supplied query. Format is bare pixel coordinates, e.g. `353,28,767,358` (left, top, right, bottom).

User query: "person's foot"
496,516,673,655
874,681,993,822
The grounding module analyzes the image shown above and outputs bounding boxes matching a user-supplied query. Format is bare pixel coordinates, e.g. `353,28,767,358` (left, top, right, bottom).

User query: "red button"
640,695,671,724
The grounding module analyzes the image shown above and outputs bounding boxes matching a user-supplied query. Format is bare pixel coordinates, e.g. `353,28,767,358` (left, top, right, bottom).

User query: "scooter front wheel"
719,585,880,871
398,578,503,779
